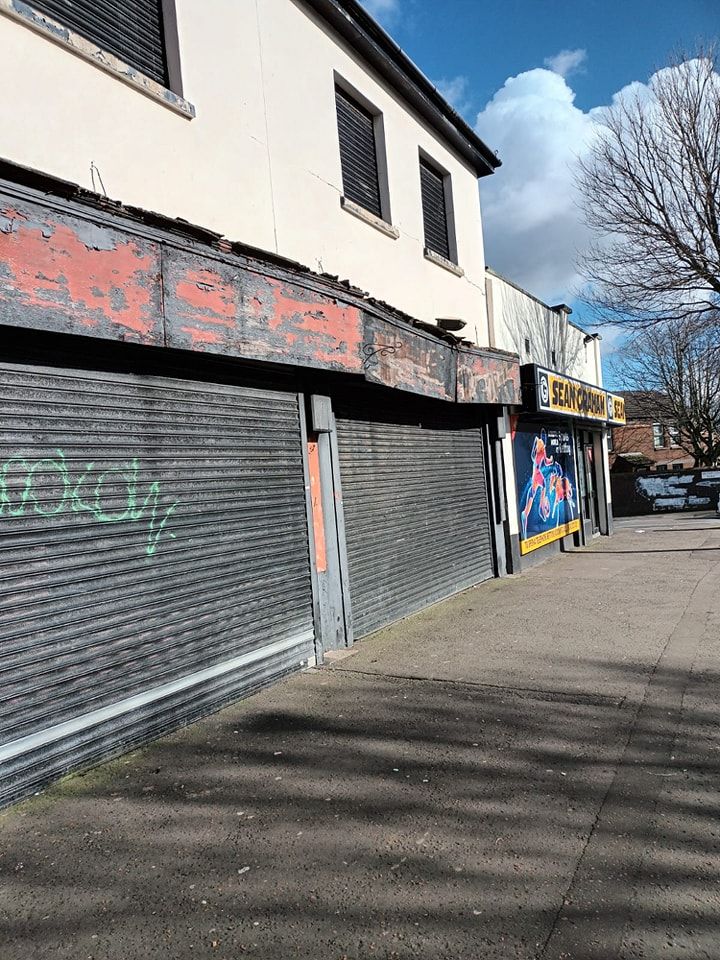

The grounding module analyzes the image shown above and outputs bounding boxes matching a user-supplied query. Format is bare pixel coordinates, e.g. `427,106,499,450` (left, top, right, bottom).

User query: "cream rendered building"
0,0,498,344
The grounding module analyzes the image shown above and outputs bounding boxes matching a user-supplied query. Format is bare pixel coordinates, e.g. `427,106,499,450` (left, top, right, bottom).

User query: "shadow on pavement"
1,649,718,960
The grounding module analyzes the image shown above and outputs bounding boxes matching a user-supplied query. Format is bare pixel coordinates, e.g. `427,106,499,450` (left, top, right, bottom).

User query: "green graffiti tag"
0,450,178,557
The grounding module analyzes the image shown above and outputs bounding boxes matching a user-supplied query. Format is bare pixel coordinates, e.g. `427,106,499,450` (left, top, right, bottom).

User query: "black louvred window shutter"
31,0,168,86
420,158,451,261
335,86,383,219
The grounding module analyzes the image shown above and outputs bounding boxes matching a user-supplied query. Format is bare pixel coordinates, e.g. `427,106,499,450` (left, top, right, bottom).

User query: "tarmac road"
1,512,719,960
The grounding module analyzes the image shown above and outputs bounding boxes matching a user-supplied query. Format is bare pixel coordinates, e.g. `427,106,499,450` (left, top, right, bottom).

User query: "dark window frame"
28,0,183,94
334,78,391,223
419,151,457,264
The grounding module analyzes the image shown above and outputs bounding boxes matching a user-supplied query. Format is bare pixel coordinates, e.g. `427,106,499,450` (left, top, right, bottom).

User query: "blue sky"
364,0,716,115
360,0,717,369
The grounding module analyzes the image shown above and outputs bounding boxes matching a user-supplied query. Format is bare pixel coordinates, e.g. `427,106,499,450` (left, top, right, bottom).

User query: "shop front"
506,366,626,568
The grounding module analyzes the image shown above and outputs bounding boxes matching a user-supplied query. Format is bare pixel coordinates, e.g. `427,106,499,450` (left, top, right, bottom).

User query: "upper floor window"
31,0,171,86
667,425,681,447
335,84,387,221
524,337,531,357
419,156,455,263
652,423,664,449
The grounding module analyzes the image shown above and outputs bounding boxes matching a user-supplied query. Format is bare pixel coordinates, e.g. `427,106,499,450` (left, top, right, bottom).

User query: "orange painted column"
307,437,327,574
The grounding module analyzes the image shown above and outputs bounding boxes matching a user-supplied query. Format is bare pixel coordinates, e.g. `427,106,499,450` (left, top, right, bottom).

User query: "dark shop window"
31,0,170,86
335,85,384,219
420,157,453,261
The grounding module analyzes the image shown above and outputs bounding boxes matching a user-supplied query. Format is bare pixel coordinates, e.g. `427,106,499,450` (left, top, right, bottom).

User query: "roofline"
485,266,596,337
299,0,500,177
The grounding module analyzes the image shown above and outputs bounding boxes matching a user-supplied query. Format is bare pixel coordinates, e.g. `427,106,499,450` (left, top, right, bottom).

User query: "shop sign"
606,392,627,425
535,368,608,422
513,418,580,555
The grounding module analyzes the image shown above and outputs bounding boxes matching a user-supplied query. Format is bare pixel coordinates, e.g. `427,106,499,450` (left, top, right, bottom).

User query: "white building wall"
486,269,602,386
0,0,490,344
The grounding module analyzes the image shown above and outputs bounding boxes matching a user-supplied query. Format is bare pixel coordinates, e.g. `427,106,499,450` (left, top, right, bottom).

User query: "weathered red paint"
257,278,364,370
174,268,238,326
361,315,454,401
0,188,522,406
307,438,327,574
456,349,521,405
0,207,161,342
179,325,223,346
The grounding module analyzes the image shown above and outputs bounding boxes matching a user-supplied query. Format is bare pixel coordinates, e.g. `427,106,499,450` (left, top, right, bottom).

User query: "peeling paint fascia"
1,0,196,119
0,175,523,404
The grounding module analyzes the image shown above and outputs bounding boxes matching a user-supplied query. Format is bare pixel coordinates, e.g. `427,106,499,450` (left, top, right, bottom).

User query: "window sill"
340,197,399,239
1,0,196,119
424,247,464,277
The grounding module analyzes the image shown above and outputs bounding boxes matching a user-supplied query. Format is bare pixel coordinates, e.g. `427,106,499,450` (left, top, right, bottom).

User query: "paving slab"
0,513,718,960
334,513,720,706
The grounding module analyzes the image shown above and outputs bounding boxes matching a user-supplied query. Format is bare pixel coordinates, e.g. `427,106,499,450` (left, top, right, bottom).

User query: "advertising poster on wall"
513,418,580,554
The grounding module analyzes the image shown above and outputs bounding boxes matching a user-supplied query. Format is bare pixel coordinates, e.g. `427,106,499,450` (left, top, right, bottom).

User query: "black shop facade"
507,365,626,569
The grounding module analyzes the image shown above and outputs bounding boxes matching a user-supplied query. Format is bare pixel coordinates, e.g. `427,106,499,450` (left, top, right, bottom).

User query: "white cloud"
476,67,596,304
476,59,718,311
435,75,471,115
543,48,587,78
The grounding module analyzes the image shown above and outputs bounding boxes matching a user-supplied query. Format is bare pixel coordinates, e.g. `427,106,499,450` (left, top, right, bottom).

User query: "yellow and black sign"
529,367,626,425
520,518,581,555
537,369,607,421
606,393,627,425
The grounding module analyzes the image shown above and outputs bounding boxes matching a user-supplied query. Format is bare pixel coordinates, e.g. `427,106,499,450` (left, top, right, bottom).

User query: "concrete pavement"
1,513,719,959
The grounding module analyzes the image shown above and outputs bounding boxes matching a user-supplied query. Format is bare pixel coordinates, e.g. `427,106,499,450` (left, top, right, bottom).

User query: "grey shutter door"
0,363,314,808
335,398,494,638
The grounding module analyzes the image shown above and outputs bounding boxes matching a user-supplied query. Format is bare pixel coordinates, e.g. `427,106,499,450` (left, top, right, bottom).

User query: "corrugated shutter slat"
335,397,494,638
336,86,383,218
420,159,451,261
0,363,314,807
31,0,168,85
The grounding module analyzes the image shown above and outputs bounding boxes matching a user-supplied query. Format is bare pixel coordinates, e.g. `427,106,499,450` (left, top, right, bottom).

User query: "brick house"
609,391,695,472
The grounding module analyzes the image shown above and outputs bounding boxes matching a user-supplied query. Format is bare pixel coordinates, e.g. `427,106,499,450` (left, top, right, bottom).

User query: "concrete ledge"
424,247,464,277
340,196,399,239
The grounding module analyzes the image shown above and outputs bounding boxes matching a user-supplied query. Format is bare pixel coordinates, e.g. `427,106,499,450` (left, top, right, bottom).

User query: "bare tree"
577,50,720,327
613,319,720,466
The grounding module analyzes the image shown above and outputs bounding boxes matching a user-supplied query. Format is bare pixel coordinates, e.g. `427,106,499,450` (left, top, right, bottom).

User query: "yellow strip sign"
536,369,610,423
520,519,581,555
606,393,627,425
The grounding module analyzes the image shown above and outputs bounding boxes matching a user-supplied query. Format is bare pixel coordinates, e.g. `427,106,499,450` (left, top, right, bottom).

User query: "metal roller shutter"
335,398,494,638
31,0,168,85
335,86,383,218
0,363,314,807
420,158,451,261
